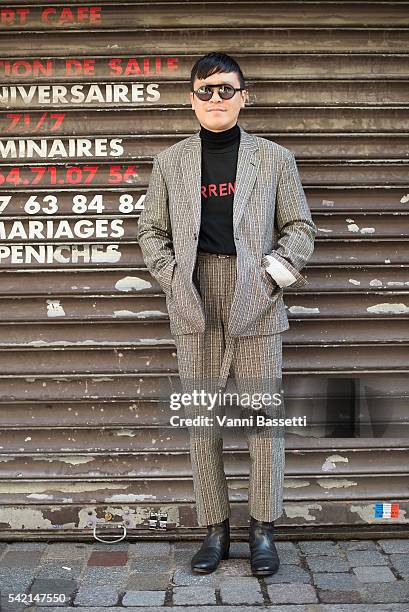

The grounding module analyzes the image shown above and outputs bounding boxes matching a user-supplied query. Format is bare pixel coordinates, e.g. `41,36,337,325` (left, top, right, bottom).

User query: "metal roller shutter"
0,1,408,540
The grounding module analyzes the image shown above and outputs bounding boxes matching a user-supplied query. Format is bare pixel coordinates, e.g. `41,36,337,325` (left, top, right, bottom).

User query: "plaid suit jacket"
137,124,317,336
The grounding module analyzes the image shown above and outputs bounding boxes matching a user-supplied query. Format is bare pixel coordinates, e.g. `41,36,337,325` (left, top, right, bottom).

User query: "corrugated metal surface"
0,1,408,538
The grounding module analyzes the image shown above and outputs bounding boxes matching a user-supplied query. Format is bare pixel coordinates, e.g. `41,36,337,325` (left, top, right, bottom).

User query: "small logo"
374,503,400,518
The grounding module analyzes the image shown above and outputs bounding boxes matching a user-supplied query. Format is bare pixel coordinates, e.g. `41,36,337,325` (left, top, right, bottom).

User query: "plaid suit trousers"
173,252,285,526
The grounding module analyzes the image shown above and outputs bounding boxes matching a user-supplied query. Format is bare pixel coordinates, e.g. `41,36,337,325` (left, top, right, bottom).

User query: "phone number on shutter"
0,193,144,214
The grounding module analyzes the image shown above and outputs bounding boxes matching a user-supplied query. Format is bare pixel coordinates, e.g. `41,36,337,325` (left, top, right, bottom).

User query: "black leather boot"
191,518,230,573
249,516,280,576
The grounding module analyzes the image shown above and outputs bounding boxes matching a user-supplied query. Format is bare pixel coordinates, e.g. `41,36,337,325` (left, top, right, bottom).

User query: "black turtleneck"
198,122,240,254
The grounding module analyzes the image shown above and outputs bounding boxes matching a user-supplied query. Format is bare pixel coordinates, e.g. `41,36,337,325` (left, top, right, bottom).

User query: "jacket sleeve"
262,151,317,289
136,154,176,295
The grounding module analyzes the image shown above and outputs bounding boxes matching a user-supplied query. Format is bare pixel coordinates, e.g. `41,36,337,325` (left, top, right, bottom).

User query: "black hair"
190,52,246,91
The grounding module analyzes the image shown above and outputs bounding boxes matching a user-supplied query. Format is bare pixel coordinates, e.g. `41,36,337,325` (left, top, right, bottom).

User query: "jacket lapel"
181,131,202,234
181,124,260,235
233,126,260,229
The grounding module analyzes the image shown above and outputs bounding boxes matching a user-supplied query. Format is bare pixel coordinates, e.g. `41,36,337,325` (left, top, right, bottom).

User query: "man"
137,52,317,575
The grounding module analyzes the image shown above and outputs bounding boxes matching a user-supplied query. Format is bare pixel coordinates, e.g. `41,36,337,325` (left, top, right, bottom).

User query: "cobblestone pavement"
0,538,408,610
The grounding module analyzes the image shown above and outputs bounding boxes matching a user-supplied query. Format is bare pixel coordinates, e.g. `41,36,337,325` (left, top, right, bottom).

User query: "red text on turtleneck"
201,181,236,199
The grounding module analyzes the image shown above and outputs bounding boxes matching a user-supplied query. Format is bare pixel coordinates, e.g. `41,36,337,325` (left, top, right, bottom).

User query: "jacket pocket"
168,262,178,299
260,264,278,296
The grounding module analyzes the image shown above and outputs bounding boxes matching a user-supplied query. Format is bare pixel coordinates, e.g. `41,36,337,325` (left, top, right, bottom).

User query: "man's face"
190,71,247,132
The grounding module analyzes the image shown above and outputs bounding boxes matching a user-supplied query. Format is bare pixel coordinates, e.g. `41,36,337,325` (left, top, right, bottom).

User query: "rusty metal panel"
0,240,409,269
0,28,408,57
0,475,409,506
0,1,408,537
0,161,408,191
0,293,408,321
2,53,409,83
1,212,408,241
0,501,408,539
3,135,409,162
1,318,409,347
2,108,409,136
1,398,409,428
1,422,408,456
1,343,409,375
2,3,409,30
1,449,408,479
0,265,408,293
3,80,409,109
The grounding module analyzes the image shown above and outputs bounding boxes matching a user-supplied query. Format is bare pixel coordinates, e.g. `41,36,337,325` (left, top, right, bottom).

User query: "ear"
189,91,195,110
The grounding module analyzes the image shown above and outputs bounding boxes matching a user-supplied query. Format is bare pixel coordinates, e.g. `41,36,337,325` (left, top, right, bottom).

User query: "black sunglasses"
192,83,245,101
